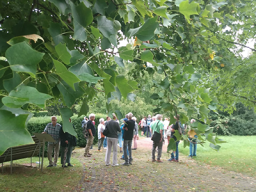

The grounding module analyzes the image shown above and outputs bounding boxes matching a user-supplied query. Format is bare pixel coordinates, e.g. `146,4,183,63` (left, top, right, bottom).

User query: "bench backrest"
0,136,42,163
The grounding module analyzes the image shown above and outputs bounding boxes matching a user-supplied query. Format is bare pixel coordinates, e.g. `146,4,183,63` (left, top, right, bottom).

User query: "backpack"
83,121,89,138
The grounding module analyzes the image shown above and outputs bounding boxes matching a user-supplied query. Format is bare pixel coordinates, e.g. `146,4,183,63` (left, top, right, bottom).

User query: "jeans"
118,133,123,148
121,146,129,158
103,137,107,148
123,140,132,163
171,141,180,160
189,135,197,156
145,126,151,137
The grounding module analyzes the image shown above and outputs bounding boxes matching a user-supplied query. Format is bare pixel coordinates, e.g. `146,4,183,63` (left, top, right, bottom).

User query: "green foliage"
1,0,256,155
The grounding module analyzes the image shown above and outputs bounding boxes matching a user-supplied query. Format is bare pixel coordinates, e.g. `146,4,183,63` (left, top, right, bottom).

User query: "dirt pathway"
75,138,256,192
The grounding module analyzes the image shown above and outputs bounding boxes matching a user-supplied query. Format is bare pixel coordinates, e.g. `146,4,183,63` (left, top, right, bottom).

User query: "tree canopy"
0,0,255,155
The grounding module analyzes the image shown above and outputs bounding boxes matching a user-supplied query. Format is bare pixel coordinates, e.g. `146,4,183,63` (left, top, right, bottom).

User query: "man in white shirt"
163,118,170,139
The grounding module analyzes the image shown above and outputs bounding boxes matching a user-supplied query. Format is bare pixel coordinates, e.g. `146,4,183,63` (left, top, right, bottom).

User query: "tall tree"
0,0,255,155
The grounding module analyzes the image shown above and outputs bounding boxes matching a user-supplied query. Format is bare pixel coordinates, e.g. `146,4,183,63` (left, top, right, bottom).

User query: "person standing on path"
146,115,152,137
151,114,164,163
132,117,139,150
59,118,77,168
104,119,121,166
97,118,105,152
84,114,96,157
141,117,147,136
123,112,135,166
168,115,181,162
42,116,61,167
188,119,197,157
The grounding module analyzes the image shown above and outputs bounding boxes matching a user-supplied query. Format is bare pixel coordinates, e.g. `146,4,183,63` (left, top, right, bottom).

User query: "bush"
27,113,107,155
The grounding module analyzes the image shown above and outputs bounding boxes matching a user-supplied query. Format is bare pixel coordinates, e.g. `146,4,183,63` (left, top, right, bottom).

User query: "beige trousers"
48,142,60,165
84,136,94,155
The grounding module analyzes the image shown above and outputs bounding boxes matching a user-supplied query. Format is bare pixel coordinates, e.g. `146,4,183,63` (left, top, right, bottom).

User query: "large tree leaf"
78,98,89,117
114,56,124,68
69,61,104,83
57,81,84,107
209,143,221,151
116,75,134,99
91,26,102,39
107,87,121,103
119,47,133,60
53,59,80,90
3,72,22,93
141,50,158,66
5,42,44,78
0,110,34,156
167,138,176,152
128,17,158,41
97,16,121,46
179,0,199,23
71,2,93,28
153,6,168,18
90,63,115,96
48,0,70,15
73,20,87,42
115,109,123,120
55,43,71,65
48,22,65,45
2,85,52,108
92,0,107,15
69,50,85,65
101,37,111,50
59,108,77,136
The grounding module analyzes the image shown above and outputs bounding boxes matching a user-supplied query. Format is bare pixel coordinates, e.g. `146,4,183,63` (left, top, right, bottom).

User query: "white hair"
99,118,104,123
89,113,95,118
148,115,151,117
128,112,133,118
132,117,137,121
51,116,57,120
190,119,196,123
152,116,156,120
156,114,162,120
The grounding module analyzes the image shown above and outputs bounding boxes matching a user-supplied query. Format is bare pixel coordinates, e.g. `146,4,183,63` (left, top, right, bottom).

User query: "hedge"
27,114,107,155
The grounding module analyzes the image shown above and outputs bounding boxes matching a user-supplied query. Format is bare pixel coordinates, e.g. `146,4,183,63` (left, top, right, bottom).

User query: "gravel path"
75,138,256,192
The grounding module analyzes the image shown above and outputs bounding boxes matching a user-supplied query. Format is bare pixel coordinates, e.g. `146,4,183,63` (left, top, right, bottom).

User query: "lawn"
179,136,256,177
0,152,83,192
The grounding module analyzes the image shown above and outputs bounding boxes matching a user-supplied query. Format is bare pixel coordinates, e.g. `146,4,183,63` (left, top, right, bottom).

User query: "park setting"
1,0,256,191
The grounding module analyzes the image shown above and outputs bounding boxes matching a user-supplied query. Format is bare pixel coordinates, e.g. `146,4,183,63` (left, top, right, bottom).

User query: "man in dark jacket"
59,118,77,168
104,119,121,166
84,113,96,157
123,112,135,166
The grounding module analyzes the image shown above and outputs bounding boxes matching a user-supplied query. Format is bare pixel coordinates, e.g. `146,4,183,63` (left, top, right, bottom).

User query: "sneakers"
132,148,137,150
47,164,53,167
106,164,110,166
112,164,119,167
168,158,175,161
152,159,156,162
104,147,107,149
157,160,163,163
84,154,91,157
122,163,129,166
67,163,73,167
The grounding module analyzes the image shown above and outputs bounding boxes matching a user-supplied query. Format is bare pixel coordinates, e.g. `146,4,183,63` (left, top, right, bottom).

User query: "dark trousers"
152,140,163,160
123,140,132,163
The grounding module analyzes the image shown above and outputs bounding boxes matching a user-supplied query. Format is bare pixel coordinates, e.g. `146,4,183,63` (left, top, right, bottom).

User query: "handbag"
151,121,161,143
101,132,105,138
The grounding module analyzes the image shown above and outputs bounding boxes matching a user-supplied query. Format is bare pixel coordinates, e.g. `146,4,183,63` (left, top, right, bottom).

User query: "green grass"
0,152,83,192
179,136,256,177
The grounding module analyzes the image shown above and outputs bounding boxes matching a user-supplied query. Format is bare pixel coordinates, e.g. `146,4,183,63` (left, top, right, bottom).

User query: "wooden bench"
0,136,43,174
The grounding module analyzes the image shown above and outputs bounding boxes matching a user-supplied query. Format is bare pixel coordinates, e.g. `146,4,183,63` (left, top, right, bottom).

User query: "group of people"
42,113,198,168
